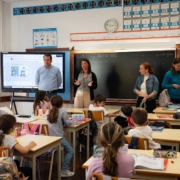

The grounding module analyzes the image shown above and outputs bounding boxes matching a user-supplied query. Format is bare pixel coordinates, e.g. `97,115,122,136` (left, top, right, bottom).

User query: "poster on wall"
151,17,160,30
170,2,179,15
124,19,132,31
124,6,132,18
141,5,150,17
141,18,150,30
151,4,160,17
161,16,169,29
33,28,57,48
160,3,169,16
132,19,141,31
170,16,179,28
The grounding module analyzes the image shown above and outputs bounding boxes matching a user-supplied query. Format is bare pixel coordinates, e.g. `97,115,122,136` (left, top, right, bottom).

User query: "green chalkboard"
74,51,175,99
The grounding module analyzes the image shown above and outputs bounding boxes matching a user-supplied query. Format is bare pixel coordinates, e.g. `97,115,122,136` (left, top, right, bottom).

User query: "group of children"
0,90,162,179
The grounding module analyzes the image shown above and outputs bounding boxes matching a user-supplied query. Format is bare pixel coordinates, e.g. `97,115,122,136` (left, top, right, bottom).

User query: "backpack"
0,157,27,180
158,89,172,107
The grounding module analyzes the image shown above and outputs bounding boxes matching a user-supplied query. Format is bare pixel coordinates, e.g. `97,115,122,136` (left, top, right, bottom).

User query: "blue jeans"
61,137,74,171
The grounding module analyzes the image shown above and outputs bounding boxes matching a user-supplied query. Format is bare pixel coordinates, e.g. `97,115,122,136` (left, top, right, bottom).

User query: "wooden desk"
152,129,180,151
82,149,180,180
153,107,177,115
16,115,39,125
32,118,91,173
148,113,180,126
64,108,120,122
14,134,62,180
65,119,91,173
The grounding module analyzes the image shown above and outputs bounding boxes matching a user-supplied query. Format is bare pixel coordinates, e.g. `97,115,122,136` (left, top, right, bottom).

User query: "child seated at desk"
128,108,161,150
33,90,51,116
86,122,134,180
47,95,74,177
89,94,120,126
0,114,36,180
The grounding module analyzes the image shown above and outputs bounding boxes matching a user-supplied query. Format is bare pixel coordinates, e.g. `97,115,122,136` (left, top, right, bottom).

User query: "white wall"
1,0,178,113
3,0,180,51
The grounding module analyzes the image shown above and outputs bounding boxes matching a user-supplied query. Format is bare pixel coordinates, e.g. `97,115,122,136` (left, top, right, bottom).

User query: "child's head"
50,95,63,108
0,114,16,145
132,108,147,126
94,94,106,107
98,122,124,176
33,90,46,113
48,95,63,123
121,105,133,117
35,91,46,101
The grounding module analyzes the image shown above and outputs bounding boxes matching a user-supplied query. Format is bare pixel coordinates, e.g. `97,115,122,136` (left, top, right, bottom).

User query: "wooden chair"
83,110,104,122
28,123,49,135
35,109,49,116
92,172,130,180
0,147,10,157
125,136,149,150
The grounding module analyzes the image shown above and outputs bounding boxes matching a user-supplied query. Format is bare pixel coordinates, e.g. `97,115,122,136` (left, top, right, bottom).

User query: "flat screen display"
1,52,65,92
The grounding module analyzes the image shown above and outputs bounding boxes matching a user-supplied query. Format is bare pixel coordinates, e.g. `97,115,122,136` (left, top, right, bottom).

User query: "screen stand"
10,92,18,115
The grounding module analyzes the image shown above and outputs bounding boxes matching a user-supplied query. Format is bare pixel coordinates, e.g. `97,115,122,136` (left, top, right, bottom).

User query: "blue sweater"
162,70,180,99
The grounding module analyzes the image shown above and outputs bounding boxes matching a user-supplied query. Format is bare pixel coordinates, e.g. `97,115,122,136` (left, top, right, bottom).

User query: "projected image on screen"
1,52,65,92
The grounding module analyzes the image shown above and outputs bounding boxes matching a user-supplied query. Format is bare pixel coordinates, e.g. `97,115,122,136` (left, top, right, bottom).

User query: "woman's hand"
88,81,93,87
173,84,180,89
74,80,80,86
142,97,147,102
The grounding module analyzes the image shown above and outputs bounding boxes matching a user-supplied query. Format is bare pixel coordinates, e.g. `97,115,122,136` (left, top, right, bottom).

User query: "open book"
131,154,168,170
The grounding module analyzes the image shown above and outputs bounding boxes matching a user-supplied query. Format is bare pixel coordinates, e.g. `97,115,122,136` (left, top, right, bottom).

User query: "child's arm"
62,111,72,125
14,141,36,154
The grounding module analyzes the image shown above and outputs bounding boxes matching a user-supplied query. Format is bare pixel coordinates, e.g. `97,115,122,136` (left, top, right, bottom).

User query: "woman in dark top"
74,59,98,108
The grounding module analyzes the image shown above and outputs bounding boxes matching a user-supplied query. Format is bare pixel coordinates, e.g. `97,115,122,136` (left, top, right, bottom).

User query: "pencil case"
154,150,177,158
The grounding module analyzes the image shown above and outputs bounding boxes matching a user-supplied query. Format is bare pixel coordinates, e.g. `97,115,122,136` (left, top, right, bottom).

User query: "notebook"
131,154,168,170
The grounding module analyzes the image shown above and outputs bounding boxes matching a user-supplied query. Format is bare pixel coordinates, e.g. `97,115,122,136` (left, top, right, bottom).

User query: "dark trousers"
14,160,33,180
136,96,156,113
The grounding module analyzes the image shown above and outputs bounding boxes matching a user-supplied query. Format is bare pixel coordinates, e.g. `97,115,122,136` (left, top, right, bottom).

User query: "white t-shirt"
140,76,149,96
89,104,109,116
2,135,18,157
128,126,161,150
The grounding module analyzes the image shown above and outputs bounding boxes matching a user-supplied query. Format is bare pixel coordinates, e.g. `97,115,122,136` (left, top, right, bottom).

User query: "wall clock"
104,19,118,33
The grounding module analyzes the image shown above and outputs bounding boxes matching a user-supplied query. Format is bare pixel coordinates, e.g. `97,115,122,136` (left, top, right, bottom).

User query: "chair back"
83,110,104,121
92,172,130,180
0,147,11,157
29,123,49,135
125,135,149,150
35,109,49,116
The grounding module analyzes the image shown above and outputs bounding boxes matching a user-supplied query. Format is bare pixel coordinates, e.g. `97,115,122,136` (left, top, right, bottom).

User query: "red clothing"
127,116,134,127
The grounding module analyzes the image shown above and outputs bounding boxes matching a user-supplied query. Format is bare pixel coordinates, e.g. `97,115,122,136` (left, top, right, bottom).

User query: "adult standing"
162,58,180,103
35,53,62,97
134,62,159,113
74,59,98,108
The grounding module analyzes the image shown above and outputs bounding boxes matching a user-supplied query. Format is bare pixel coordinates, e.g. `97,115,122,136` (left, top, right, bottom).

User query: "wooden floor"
40,144,89,180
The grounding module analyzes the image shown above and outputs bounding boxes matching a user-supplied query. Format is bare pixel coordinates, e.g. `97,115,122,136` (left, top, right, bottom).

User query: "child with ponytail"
86,122,134,179
47,95,74,177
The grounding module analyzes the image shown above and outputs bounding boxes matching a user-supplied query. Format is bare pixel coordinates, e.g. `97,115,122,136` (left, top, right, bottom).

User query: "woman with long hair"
74,59,98,108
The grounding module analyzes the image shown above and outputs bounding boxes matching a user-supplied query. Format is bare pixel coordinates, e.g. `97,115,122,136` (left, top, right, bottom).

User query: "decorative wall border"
13,0,121,16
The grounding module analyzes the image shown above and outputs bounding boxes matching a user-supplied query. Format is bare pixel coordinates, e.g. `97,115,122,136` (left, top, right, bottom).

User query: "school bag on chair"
158,89,172,107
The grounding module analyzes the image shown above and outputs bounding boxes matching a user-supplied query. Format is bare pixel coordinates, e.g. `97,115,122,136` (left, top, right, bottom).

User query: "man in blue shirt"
35,53,62,97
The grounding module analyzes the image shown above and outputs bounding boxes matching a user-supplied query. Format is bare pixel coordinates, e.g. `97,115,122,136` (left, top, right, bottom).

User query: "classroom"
1,0,180,179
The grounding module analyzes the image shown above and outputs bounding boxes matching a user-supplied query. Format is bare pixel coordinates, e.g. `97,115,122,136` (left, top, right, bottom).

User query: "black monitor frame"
1,52,65,93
